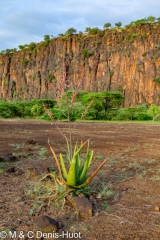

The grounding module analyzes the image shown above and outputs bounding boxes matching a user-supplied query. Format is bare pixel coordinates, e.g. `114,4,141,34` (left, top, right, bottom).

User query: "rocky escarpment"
0,23,160,106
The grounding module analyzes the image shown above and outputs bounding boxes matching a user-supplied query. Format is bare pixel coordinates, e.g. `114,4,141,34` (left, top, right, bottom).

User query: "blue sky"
0,0,160,51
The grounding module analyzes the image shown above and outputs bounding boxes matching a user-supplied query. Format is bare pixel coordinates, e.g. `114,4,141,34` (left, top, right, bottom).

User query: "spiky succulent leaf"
79,150,93,183
67,156,77,186
49,138,107,189
67,140,89,186
76,151,81,182
75,159,107,188
59,153,67,181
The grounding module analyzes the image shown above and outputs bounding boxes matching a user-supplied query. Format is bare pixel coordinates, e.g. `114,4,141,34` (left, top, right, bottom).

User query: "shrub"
0,99,56,119
85,27,100,35
115,108,131,120
0,102,21,118
22,59,29,67
82,49,93,58
133,112,152,120
0,103,12,118
31,104,43,117
40,107,61,121
89,27,100,35
153,77,160,85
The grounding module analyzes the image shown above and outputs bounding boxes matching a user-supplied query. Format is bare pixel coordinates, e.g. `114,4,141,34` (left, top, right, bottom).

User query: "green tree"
89,27,100,35
103,22,111,29
44,35,51,42
148,104,160,121
85,27,91,33
42,35,51,47
18,45,25,50
85,27,100,35
83,91,124,119
115,22,122,28
12,48,17,53
147,16,156,22
18,44,29,50
127,19,147,27
28,42,37,51
5,49,13,54
0,50,5,54
65,28,77,36
58,33,64,36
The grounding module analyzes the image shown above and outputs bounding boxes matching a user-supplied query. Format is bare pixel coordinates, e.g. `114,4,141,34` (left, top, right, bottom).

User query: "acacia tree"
83,91,124,119
85,27,91,33
103,22,111,29
85,27,100,35
65,28,77,36
115,22,122,28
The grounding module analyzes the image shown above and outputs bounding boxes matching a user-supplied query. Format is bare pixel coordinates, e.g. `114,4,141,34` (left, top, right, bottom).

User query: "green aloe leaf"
79,150,93,183
67,156,77,186
86,141,92,168
77,159,107,188
67,140,89,186
75,150,81,181
59,153,67,181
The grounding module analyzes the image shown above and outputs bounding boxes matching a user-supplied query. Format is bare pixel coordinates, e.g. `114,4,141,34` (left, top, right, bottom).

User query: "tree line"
0,16,160,55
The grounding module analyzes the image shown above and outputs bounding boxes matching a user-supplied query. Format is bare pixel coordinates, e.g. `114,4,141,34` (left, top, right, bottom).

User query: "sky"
0,0,160,51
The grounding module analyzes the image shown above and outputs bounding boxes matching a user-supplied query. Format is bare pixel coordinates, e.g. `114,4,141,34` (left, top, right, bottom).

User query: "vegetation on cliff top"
0,16,160,55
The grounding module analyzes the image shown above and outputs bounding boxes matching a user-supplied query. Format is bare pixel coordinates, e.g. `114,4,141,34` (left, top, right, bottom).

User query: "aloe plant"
48,139,107,189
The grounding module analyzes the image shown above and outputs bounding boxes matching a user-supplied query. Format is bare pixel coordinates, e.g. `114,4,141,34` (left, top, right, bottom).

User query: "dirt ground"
0,119,160,240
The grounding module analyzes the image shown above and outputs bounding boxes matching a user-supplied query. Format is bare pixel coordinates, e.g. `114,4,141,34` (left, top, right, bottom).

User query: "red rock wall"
0,23,160,106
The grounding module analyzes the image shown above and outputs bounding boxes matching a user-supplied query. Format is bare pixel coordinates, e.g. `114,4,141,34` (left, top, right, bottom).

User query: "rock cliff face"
0,23,160,106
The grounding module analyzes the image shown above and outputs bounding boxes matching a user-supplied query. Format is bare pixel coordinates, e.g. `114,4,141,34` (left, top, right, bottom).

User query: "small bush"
82,49,93,58
0,99,56,119
31,104,43,117
133,112,152,120
22,59,29,67
153,77,160,85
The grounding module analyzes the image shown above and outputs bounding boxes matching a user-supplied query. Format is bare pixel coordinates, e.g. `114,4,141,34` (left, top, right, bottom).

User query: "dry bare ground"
0,119,160,240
